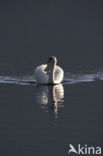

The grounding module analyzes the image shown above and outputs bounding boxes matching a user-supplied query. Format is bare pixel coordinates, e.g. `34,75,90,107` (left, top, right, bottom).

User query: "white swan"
35,56,64,84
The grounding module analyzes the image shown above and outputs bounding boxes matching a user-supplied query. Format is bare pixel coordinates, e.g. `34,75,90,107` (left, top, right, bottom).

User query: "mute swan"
35,56,64,84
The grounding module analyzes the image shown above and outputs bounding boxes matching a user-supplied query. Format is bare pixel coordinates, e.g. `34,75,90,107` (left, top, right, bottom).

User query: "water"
0,1,103,155
0,67,103,155
1,70,103,85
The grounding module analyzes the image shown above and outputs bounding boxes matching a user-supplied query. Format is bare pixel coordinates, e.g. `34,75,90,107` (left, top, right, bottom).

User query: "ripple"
0,71,103,86
0,75,36,86
63,71,103,85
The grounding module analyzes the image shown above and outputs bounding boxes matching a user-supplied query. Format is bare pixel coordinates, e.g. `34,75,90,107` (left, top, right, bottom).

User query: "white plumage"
35,56,64,84
35,64,48,84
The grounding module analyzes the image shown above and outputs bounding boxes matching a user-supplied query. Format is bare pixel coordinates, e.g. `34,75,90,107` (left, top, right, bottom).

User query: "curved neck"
47,62,56,83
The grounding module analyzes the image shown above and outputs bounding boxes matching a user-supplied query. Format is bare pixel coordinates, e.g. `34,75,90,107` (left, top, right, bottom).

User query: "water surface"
0,66,103,156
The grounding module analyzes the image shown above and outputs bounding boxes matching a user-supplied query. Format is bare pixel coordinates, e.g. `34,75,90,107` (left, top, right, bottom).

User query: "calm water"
0,66,103,156
0,1,103,155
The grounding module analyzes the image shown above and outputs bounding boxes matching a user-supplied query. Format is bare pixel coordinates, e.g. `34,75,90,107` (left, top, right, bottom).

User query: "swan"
35,56,64,84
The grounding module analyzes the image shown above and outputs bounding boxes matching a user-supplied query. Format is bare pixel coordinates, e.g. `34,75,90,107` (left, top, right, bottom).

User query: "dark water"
0,69,103,156
0,1,103,156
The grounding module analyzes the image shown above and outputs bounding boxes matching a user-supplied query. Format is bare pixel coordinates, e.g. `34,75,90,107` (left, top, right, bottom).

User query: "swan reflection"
35,84,64,118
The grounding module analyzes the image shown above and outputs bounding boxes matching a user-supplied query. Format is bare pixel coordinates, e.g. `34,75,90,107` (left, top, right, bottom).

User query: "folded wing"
35,64,49,84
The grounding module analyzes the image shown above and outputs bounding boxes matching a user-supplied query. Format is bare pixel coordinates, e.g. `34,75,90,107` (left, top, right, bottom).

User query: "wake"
0,71,103,86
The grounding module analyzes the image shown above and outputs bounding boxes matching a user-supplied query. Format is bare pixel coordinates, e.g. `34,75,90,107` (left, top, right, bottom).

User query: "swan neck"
48,62,56,83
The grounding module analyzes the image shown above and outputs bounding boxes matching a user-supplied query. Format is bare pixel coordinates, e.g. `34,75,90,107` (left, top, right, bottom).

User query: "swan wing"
35,64,49,84
54,66,64,84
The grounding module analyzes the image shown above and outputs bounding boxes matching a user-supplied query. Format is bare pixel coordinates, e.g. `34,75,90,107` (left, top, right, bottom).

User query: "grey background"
0,0,103,73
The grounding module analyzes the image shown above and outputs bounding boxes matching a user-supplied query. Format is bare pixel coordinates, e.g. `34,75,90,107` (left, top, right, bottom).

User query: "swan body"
35,56,64,84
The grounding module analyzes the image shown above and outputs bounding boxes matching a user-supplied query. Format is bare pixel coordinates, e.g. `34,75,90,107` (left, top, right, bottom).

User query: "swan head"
47,56,57,65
